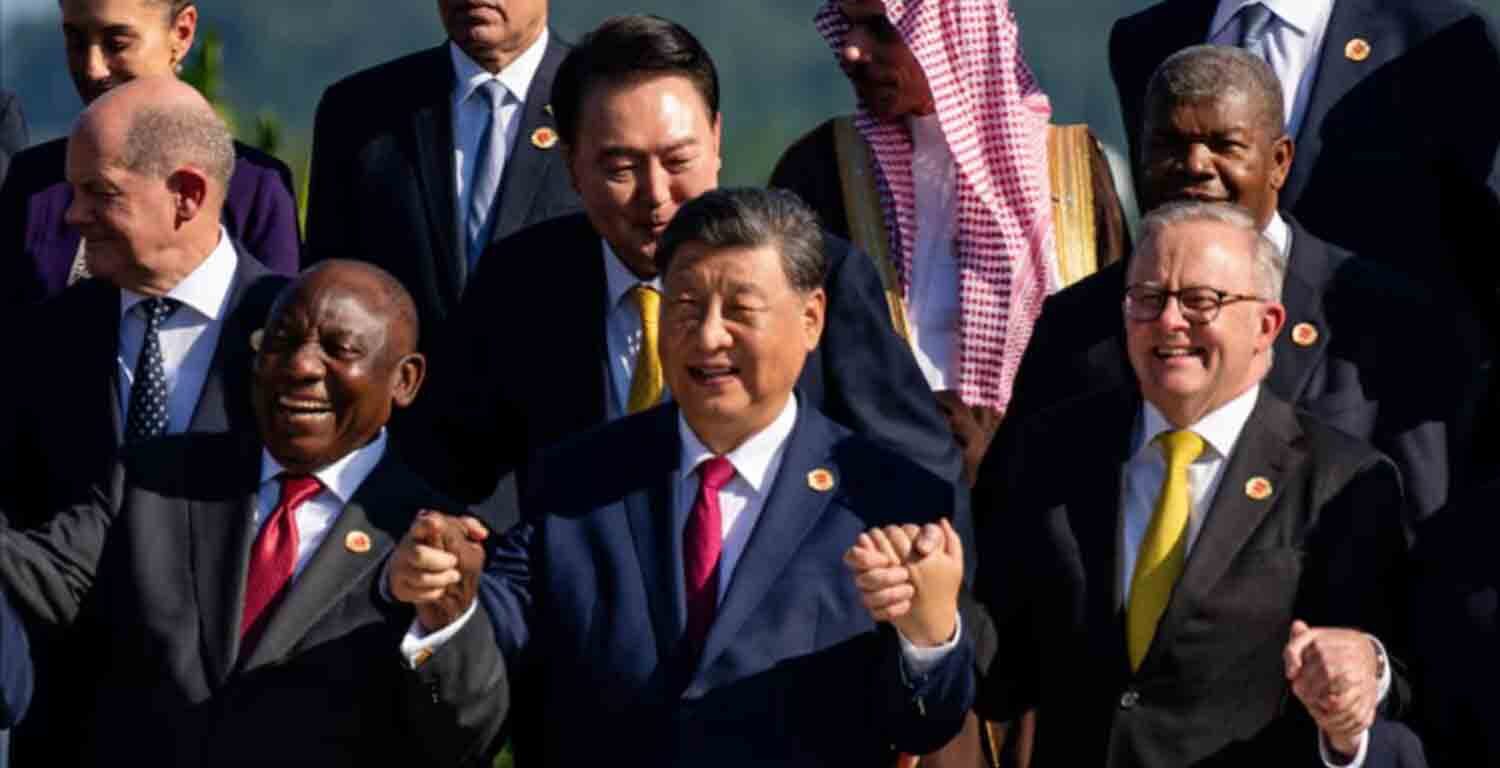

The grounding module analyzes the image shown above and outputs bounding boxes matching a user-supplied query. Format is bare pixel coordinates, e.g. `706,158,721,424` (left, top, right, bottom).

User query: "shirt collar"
677,395,799,495
1137,385,1261,462
602,238,661,310
1263,210,1291,256
1211,0,1331,37
258,429,389,506
119,226,237,322
449,28,550,109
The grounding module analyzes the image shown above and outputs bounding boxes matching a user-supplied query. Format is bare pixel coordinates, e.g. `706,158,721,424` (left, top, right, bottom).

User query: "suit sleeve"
1108,18,1145,179
0,476,118,627
0,91,26,188
816,234,962,488
304,86,348,265
399,597,510,766
0,589,33,730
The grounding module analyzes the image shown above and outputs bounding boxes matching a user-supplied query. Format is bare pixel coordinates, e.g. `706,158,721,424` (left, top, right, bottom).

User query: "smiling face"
566,74,721,278
1140,91,1292,229
252,267,424,473
660,242,825,452
1125,219,1284,427
836,0,933,121
64,117,178,288
60,0,195,105
435,0,546,71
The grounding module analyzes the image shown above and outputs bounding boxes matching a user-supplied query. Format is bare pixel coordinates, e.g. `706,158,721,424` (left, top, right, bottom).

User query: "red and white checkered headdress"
815,0,1057,411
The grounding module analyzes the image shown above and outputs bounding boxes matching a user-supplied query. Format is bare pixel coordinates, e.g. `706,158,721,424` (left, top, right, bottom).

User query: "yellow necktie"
627,284,663,414
1126,429,1205,671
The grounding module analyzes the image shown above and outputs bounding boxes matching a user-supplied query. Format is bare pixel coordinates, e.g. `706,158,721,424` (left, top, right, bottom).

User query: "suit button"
1119,689,1140,710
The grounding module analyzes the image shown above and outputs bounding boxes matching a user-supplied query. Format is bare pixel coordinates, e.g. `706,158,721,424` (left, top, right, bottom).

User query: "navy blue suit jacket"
1111,0,1500,329
405,212,961,531
305,36,581,341
479,401,974,766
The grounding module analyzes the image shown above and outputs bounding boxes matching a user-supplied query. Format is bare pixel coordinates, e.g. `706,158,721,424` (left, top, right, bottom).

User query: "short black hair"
551,15,720,147
1143,44,1286,157
656,187,827,294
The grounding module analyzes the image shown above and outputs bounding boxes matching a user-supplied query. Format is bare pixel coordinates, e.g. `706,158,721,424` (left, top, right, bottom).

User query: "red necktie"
684,456,734,656
241,474,322,643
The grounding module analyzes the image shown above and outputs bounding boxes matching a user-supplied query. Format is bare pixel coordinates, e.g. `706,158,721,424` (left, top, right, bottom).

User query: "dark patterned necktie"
124,297,180,444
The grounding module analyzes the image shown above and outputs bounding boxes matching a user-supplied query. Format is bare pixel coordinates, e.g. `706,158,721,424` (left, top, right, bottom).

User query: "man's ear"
167,167,209,226
391,352,427,409
802,287,827,352
1269,134,1294,192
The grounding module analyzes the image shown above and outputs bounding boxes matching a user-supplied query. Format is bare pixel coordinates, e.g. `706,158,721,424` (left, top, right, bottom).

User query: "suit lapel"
1265,218,1331,402
239,453,414,673
86,283,126,445
1284,0,1386,202
489,36,567,245
625,408,689,665
188,435,263,688
695,405,836,679
187,245,272,433
410,45,464,303
1148,392,1301,664
544,217,611,429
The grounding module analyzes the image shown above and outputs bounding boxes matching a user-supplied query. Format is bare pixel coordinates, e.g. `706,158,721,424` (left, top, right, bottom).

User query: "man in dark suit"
994,45,1485,524
0,259,507,766
974,201,1410,766
305,0,579,340
0,0,299,307
395,187,973,767
410,16,959,527
0,89,26,187
1110,0,1500,338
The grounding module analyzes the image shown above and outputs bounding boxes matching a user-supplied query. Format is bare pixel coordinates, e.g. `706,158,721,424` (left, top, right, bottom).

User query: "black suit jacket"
975,387,1410,766
1111,0,1500,326
0,433,506,767
305,36,581,340
1409,476,1500,765
0,243,288,529
0,89,26,187
404,212,961,529
990,215,1485,523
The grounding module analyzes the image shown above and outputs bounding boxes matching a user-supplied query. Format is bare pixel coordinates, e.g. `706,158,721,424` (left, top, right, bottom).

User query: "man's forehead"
1134,222,1253,280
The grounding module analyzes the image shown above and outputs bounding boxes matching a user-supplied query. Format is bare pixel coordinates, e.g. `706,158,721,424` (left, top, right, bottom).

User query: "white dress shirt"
1209,0,1336,138
116,227,237,434
905,113,962,391
1264,209,1292,256
603,241,665,413
449,30,550,247
255,430,388,580
1122,385,1386,768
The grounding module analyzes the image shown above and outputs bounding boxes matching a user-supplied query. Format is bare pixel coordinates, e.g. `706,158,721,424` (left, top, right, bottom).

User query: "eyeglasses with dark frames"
1123,285,1269,324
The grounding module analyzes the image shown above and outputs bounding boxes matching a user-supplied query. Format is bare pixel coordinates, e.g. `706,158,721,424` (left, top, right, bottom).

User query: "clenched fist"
389,510,488,632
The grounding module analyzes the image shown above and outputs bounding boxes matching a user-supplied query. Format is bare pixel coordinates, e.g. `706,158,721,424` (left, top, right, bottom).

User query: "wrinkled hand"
935,390,1003,489
843,519,963,647
1284,620,1380,758
389,510,488,632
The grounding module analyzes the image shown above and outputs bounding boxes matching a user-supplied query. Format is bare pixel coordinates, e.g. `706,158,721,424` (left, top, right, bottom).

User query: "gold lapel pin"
543,103,554,116
531,126,559,150
1291,322,1320,347
345,530,372,554
807,468,835,493
1245,476,1274,501
249,329,264,352
1345,37,1371,62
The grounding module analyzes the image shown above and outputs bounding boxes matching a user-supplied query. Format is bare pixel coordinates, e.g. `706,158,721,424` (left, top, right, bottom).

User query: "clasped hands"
842,519,964,648
388,510,489,633
1285,620,1384,760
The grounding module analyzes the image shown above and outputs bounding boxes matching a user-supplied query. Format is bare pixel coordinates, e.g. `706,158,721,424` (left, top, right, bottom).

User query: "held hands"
1284,620,1381,758
389,510,488,633
842,519,964,648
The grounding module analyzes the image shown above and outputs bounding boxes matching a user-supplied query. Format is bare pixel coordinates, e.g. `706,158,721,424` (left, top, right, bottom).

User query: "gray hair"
1136,200,1286,300
656,187,827,293
1143,44,1285,154
120,104,235,191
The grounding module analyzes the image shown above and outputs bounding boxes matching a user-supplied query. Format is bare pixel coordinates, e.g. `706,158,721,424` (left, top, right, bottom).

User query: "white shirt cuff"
1318,728,1369,768
896,612,962,678
398,599,478,669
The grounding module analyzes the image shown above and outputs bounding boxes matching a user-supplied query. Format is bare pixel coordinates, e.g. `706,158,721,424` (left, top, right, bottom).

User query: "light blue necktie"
1236,3,1276,55
466,79,508,269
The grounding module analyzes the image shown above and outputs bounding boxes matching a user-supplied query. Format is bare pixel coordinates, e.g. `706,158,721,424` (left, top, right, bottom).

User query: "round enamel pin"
807,468,835,492
1291,322,1320,347
1245,476,1274,501
1345,38,1371,62
249,329,264,352
345,530,372,554
531,126,559,150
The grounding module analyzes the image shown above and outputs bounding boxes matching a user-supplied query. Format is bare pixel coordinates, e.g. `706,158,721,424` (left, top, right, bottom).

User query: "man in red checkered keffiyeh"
809,0,1058,419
